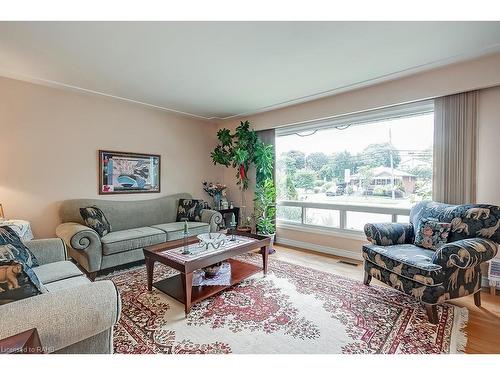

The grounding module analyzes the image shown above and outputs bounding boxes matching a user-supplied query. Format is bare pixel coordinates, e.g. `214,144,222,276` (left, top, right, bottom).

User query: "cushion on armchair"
362,243,444,285
414,218,451,250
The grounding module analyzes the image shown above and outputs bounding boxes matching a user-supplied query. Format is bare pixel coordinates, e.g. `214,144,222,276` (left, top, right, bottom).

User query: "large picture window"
276,102,434,232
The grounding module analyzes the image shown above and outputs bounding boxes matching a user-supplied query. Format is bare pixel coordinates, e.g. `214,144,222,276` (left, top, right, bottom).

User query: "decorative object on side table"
202,181,227,210
98,150,160,194
0,203,4,221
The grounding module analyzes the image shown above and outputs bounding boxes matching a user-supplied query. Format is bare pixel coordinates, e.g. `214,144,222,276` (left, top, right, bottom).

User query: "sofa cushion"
33,261,83,284
101,227,166,255
362,243,445,285
44,275,91,292
79,206,112,237
151,221,210,240
176,199,206,222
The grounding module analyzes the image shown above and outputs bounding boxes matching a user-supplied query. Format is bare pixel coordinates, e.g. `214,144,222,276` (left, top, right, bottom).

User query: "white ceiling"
1,21,500,120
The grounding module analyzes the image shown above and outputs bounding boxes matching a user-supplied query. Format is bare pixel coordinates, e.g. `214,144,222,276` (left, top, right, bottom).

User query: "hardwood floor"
272,244,500,354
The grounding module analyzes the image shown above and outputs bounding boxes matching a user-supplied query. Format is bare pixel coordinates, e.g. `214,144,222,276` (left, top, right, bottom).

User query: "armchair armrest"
200,209,223,232
432,238,498,269
24,238,67,265
56,222,102,272
0,280,120,353
364,222,414,246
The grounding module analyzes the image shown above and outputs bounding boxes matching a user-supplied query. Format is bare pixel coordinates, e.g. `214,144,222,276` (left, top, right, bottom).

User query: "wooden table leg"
145,257,154,292
181,272,193,316
261,246,269,276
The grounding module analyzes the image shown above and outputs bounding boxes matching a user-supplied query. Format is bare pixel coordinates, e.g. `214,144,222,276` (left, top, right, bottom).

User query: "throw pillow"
176,199,205,222
0,259,45,305
79,206,112,237
414,218,451,250
0,226,39,268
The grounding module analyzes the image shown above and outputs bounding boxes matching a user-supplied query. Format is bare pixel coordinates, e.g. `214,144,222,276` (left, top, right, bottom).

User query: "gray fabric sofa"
0,238,120,354
56,193,222,278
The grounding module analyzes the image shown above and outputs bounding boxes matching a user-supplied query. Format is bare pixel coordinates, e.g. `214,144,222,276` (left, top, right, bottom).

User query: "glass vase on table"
181,220,190,255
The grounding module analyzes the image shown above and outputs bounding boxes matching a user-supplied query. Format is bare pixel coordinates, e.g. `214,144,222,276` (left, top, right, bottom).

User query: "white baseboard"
275,236,364,262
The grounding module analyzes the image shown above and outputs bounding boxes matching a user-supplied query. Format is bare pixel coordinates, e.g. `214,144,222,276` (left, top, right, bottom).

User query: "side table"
0,219,34,241
0,328,43,354
217,207,240,229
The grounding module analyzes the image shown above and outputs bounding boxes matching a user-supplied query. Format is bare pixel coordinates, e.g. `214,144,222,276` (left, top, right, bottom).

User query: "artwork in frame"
98,150,161,194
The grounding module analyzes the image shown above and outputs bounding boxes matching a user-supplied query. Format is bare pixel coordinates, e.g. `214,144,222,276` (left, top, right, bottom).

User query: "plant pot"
237,226,252,233
259,233,276,254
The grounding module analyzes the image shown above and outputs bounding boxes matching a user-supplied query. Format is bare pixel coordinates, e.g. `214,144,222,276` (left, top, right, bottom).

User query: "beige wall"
215,52,500,257
0,76,218,238
477,86,500,206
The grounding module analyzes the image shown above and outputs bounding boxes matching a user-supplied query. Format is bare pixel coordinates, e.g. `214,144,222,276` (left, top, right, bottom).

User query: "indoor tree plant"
210,120,276,252
211,120,258,231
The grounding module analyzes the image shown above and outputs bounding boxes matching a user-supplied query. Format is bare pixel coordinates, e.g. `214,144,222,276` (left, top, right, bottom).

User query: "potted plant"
254,178,276,253
253,140,276,253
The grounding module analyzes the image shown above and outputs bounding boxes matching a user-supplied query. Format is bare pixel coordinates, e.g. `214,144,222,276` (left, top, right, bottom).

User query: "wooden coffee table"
143,231,271,316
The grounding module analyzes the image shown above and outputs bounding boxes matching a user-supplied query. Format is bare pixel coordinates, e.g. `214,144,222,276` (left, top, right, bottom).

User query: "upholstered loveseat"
0,238,120,353
56,193,222,279
362,201,499,323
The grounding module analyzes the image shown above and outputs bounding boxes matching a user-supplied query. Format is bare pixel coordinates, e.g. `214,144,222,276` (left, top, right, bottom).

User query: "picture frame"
98,150,161,194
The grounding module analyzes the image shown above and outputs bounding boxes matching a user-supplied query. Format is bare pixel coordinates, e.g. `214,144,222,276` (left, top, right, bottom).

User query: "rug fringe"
451,306,469,354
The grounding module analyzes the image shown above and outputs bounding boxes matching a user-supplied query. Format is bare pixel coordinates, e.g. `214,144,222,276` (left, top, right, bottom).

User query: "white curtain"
433,91,478,204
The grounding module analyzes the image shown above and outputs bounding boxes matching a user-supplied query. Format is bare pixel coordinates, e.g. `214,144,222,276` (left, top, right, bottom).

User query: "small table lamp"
0,204,4,221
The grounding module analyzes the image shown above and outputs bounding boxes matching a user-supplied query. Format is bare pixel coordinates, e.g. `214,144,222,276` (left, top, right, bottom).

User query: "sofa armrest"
0,280,120,353
56,222,102,272
24,238,67,265
200,209,223,232
432,238,498,269
363,222,414,246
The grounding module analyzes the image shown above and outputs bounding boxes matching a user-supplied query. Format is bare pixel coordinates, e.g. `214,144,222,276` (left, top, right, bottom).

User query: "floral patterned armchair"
362,201,499,323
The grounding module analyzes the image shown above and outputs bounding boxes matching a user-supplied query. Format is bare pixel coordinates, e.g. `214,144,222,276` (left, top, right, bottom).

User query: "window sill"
277,222,367,241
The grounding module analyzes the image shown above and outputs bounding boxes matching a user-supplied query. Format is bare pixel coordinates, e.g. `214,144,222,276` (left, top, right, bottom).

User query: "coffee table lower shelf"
153,258,262,309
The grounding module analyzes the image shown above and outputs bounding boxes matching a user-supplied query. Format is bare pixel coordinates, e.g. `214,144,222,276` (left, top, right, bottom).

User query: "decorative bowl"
197,233,228,250
203,262,222,277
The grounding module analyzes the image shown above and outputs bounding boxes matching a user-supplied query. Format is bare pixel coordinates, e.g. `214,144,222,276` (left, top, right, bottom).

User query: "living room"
1,1,500,371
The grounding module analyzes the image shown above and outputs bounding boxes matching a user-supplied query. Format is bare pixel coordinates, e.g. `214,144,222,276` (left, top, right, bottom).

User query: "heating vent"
337,260,359,267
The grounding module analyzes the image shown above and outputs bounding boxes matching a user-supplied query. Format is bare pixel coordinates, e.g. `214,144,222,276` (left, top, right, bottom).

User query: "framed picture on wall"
98,150,161,194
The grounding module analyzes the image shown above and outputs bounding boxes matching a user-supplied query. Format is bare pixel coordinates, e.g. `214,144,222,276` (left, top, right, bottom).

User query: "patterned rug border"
100,252,470,354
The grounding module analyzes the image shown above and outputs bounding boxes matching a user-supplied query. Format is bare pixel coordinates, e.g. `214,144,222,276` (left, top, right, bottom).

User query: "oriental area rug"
103,253,468,354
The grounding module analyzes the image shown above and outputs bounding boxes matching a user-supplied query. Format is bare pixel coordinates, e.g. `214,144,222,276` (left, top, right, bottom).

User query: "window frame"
275,100,434,234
